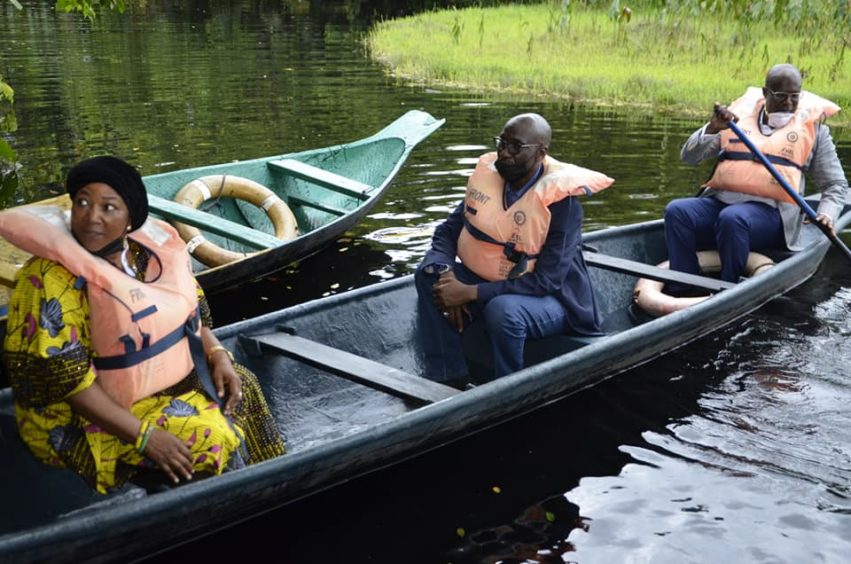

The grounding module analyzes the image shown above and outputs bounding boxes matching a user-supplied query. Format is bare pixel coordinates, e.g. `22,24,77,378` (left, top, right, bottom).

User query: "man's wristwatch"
424,263,452,275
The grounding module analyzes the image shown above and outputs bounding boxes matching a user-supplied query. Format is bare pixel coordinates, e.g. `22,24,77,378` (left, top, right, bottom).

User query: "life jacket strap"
462,216,538,279
183,310,249,460
93,314,200,370
130,305,158,322
718,149,804,172
184,317,220,404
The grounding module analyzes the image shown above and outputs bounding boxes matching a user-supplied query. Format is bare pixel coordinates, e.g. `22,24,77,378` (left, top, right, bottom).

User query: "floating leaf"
456,527,465,538
546,511,555,523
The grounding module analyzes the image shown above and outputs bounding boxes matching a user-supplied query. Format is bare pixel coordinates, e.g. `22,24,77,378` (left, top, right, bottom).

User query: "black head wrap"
66,156,149,231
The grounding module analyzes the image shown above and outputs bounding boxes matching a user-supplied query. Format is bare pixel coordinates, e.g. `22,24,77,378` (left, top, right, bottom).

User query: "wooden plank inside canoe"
148,195,282,250
267,159,373,201
287,195,347,217
241,332,459,404
583,251,735,292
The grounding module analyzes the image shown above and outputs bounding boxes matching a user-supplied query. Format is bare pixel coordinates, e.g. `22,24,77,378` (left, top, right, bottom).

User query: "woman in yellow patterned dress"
2,156,285,494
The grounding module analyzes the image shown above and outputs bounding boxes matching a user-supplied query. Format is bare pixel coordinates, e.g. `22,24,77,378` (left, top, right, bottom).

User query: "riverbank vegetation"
368,0,850,126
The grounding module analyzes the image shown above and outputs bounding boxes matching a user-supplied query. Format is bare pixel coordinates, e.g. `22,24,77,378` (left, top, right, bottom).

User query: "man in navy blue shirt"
416,113,608,387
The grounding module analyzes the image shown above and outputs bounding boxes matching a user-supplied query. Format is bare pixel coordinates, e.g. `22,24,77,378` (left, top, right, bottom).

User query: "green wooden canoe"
0,110,444,312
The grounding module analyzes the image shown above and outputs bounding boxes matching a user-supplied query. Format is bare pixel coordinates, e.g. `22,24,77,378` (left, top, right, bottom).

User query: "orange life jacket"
457,153,613,281
0,206,200,408
705,87,840,203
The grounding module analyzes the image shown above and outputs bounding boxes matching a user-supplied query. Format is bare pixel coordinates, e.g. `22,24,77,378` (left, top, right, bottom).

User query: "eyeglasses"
765,89,801,104
493,136,542,155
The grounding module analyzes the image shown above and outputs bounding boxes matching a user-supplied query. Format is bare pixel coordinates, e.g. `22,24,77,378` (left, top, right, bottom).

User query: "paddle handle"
725,119,851,262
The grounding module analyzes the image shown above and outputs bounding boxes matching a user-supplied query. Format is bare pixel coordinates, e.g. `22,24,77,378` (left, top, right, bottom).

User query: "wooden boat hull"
1,204,848,562
0,110,444,311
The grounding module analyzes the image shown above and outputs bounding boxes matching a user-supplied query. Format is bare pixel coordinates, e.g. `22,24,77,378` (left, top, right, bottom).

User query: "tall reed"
368,1,851,125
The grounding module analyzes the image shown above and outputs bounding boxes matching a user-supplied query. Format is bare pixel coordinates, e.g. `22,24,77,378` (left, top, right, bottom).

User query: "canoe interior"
143,137,406,261
1,204,848,561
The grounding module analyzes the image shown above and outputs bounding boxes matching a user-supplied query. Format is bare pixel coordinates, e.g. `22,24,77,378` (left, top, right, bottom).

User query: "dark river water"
2,1,850,562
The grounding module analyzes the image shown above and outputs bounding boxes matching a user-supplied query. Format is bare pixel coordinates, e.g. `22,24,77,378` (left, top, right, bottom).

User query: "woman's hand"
143,428,194,484
209,349,242,415
66,384,196,483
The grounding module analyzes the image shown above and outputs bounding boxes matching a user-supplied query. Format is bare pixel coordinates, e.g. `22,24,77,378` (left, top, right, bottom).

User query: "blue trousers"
415,263,568,381
664,197,785,291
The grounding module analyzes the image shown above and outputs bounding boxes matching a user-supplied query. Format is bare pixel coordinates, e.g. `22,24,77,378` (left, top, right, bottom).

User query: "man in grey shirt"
664,63,848,293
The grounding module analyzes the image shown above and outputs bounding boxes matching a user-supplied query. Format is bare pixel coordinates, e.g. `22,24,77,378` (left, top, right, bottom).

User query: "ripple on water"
423,168,475,177
367,212,424,221
566,444,851,563
445,144,489,151
365,226,435,246
561,295,851,563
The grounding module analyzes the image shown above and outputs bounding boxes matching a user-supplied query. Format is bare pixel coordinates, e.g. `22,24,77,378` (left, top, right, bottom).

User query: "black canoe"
1,200,849,563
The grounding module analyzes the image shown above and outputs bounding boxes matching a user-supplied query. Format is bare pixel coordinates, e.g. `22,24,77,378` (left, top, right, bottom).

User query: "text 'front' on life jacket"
457,152,614,281
705,86,840,203
0,206,200,408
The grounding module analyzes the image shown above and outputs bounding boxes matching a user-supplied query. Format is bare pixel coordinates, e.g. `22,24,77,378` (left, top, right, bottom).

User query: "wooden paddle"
724,118,851,262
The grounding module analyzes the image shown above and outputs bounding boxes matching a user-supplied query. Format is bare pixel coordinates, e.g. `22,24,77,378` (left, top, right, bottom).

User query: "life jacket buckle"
503,242,525,263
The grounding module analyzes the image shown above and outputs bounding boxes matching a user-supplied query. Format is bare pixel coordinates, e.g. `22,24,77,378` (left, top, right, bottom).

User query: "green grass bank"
367,2,851,127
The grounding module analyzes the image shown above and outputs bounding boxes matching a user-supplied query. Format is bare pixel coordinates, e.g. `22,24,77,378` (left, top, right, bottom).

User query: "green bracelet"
137,425,155,454
134,420,150,451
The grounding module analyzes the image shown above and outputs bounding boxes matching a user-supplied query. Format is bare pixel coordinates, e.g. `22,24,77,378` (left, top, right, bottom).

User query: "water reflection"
558,256,851,563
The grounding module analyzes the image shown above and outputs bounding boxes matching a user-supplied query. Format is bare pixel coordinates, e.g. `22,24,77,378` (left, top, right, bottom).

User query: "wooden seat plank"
287,195,347,217
583,251,735,292
268,159,373,200
241,332,458,404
